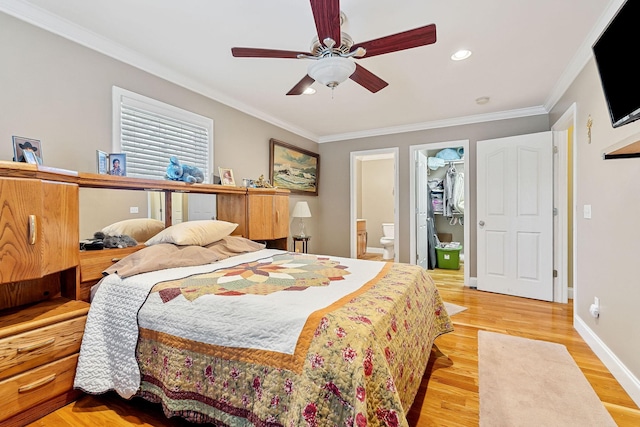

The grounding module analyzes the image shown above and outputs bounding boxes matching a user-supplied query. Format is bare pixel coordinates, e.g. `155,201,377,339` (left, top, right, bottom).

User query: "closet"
423,146,465,269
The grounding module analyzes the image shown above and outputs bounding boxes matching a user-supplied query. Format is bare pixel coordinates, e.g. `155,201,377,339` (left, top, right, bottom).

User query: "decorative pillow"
101,218,165,242
145,220,238,246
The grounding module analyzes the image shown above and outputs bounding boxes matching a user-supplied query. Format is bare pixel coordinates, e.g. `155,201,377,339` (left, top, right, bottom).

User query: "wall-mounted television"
592,0,640,128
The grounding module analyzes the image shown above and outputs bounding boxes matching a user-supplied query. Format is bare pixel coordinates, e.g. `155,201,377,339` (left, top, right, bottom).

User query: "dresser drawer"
0,316,86,381
79,245,143,282
0,353,78,423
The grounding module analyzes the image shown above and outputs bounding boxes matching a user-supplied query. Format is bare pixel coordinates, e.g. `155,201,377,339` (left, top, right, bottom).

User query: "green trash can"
435,246,461,269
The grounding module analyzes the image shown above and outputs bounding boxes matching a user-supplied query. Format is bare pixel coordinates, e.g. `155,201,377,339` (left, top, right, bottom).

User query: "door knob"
479,220,485,227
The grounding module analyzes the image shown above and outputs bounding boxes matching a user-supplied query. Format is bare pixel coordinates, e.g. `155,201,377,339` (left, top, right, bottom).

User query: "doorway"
551,103,576,304
409,140,470,287
350,148,399,261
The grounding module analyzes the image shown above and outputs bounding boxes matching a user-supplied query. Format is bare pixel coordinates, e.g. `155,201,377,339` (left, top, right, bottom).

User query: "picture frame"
12,136,43,164
219,167,235,186
96,150,109,174
269,138,319,195
108,153,127,176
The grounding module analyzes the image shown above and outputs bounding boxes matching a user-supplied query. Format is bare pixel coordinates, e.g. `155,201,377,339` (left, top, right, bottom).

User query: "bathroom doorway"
409,140,470,286
349,148,399,261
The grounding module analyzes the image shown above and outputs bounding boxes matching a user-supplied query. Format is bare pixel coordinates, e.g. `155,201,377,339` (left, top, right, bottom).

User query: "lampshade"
292,201,312,218
308,56,356,88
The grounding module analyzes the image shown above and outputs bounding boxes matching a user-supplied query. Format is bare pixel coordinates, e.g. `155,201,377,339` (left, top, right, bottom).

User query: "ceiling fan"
231,0,437,95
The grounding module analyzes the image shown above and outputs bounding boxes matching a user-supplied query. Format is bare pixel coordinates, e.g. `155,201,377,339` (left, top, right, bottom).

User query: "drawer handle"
18,374,56,393
111,258,121,263
28,214,37,245
17,337,55,353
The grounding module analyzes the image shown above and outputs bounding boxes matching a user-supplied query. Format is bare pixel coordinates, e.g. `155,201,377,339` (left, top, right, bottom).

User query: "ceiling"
1,0,621,142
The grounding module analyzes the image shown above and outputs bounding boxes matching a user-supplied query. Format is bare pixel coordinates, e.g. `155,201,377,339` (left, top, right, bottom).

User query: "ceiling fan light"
308,56,356,88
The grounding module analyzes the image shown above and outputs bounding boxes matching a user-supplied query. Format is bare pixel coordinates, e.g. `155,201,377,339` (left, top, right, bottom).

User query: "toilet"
380,223,395,260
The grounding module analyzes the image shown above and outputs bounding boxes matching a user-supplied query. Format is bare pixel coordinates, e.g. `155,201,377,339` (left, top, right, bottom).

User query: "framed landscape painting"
269,138,319,195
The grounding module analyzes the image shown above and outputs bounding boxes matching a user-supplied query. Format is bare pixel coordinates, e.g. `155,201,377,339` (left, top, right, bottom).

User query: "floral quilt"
133,252,453,426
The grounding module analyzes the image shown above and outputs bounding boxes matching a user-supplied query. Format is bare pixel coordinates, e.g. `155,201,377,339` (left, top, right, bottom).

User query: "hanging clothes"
453,171,464,214
426,185,437,269
443,163,457,218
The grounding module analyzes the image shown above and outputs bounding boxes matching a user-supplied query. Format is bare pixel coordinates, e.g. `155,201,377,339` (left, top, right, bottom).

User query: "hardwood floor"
30,263,640,426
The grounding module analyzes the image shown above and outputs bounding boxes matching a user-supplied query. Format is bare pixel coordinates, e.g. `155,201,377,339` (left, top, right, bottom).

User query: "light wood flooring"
30,262,640,426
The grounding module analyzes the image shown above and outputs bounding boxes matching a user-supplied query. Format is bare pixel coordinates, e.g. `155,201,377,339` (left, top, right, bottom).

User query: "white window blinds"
112,86,213,182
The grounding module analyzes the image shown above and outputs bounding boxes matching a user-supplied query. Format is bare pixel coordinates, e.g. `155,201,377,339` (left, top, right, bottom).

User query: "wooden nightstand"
292,235,311,253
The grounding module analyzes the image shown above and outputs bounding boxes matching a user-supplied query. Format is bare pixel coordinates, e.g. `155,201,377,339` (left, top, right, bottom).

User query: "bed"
74,225,453,427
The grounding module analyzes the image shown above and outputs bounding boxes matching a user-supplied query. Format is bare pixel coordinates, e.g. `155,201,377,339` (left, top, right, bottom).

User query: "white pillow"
145,220,238,246
102,218,166,242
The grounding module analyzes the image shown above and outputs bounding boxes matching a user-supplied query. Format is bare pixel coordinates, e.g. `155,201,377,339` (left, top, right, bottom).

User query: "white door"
416,150,429,269
477,132,554,301
187,193,217,221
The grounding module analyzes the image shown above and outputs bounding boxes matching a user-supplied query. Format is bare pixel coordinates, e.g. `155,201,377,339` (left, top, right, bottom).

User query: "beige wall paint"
550,57,640,389
316,116,549,278
0,13,319,248
361,158,395,249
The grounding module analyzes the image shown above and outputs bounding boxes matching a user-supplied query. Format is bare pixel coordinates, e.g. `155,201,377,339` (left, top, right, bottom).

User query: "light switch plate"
583,204,592,219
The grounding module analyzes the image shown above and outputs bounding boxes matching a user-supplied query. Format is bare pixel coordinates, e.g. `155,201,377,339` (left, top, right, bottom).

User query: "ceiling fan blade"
231,47,311,59
310,0,341,47
352,24,436,58
287,75,316,96
349,63,388,93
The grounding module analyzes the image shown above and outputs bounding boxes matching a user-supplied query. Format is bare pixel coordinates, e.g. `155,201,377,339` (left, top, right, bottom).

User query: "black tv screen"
592,0,640,128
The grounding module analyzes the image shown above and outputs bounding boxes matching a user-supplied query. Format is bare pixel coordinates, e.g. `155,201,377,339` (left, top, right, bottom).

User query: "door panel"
416,151,428,269
477,132,553,301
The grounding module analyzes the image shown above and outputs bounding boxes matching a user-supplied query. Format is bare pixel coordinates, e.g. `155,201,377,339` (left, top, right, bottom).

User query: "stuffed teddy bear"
165,156,204,183
93,231,138,249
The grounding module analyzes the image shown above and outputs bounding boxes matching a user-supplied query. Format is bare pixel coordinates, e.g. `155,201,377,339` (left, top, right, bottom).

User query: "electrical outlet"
130,206,139,214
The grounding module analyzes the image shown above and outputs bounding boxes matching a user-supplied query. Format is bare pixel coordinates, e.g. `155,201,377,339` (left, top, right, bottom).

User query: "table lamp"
292,201,312,237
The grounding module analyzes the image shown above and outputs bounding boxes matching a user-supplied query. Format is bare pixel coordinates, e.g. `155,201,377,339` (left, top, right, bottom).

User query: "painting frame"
96,150,109,174
108,153,127,176
269,138,319,196
12,136,43,164
219,167,236,186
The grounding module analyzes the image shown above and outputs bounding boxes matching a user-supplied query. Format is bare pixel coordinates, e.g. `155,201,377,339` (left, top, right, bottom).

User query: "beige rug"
444,301,467,316
478,331,616,426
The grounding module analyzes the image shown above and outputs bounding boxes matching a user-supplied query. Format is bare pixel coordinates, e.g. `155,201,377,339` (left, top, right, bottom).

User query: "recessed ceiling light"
476,96,490,105
303,87,316,95
451,49,472,61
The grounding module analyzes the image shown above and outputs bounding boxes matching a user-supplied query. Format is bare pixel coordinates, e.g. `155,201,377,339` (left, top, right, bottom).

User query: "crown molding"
318,106,548,143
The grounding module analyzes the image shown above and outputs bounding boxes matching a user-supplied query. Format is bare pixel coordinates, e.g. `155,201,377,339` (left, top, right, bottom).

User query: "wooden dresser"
0,163,88,426
0,299,88,426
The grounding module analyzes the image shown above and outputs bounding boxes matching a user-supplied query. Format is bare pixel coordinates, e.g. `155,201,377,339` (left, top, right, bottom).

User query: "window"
112,86,213,182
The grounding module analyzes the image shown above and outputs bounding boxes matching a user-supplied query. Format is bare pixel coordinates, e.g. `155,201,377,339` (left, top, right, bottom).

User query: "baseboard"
574,314,640,407
568,286,574,299
366,247,383,254
468,276,478,288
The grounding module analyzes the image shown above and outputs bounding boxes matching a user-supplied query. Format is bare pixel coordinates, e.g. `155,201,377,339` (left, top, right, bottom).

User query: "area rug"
444,301,467,316
478,331,616,427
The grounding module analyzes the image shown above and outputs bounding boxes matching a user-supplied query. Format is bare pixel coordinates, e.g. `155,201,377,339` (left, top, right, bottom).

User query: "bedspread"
76,249,452,426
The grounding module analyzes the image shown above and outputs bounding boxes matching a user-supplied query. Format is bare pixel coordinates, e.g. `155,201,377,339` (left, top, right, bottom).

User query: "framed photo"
269,138,319,195
219,167,235,186
96,150,109,174
108,153,126,176
12,136,43,164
